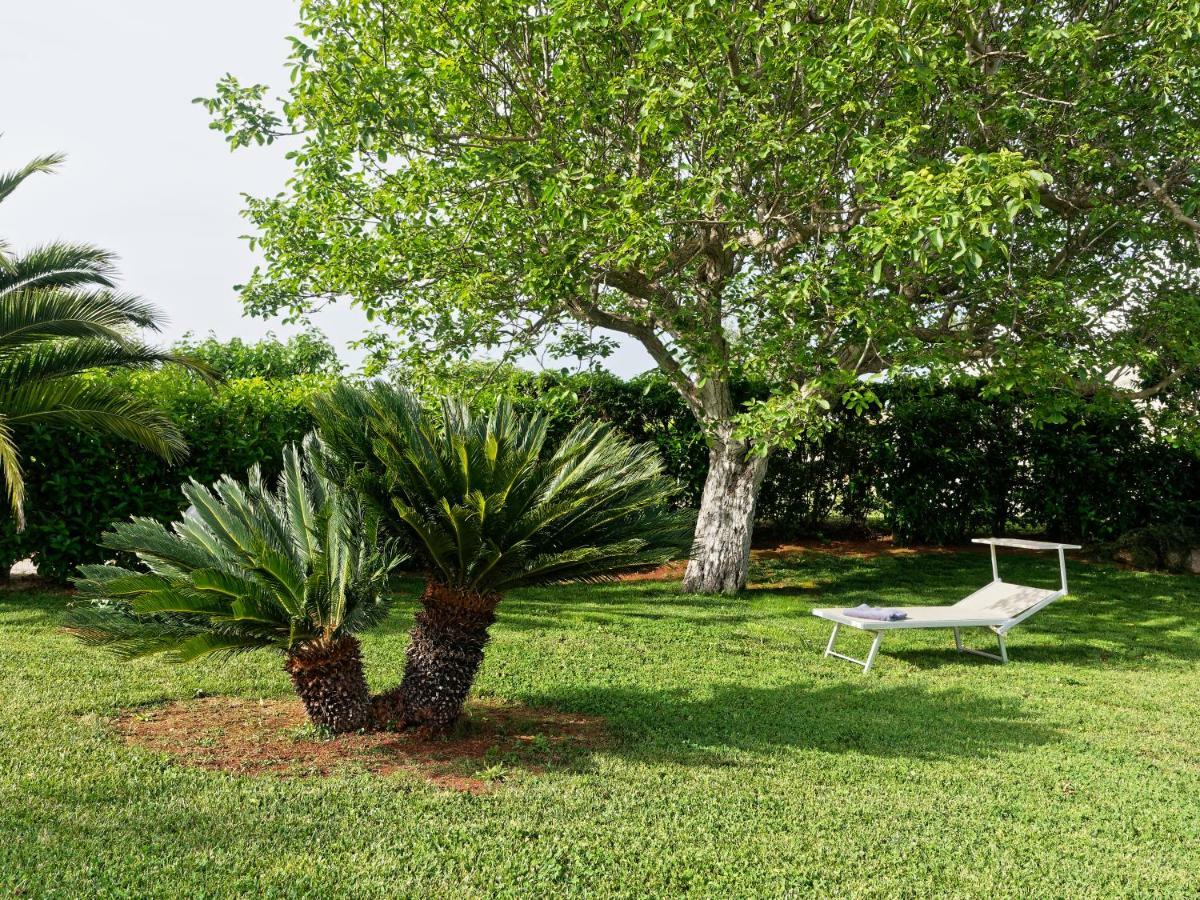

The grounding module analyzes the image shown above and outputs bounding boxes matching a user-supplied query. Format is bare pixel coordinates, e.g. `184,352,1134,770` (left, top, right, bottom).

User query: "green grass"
2,549,1198,897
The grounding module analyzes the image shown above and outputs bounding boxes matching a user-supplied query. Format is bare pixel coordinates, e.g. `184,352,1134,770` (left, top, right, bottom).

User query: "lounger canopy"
812,538,1081,673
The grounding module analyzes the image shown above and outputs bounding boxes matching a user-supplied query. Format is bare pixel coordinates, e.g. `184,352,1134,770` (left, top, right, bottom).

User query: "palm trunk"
284,636,371,734
682,435,770,595
373,581,498,733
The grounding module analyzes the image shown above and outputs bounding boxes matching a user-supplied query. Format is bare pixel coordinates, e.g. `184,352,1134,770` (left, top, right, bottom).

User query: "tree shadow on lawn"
746,552,1200,661
502,552,1200,667
500,582,766,632
0,590,74,628
525,679,1057,766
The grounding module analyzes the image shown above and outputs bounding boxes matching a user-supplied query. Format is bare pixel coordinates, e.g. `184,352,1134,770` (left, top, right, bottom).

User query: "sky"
0,0,653,377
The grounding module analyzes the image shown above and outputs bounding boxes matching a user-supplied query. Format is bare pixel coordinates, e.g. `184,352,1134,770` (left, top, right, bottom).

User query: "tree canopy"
202,0,1200,590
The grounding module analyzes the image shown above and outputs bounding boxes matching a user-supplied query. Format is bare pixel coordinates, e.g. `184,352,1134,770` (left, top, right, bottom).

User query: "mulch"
111,696,606,793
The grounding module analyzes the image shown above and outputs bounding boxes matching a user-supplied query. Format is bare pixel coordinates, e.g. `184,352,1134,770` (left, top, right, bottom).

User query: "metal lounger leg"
824,623,841,657
824,625,886,674
956,627,1009,664
862,631,884,673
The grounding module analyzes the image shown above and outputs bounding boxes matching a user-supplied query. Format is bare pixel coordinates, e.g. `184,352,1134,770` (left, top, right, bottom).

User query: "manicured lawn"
2,549,1198,897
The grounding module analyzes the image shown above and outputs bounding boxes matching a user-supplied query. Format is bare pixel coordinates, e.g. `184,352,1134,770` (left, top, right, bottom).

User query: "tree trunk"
682,435,770,595
284,636,372,734
373,581,499,733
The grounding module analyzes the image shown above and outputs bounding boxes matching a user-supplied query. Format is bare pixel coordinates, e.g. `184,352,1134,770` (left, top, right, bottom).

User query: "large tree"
203,0,1200,593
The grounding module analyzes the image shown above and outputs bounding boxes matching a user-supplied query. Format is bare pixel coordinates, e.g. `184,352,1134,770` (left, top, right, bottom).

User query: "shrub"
314,383,695,731
0,368,333,581
67,438,402,733
172,327,342,379
1106,525,1200,574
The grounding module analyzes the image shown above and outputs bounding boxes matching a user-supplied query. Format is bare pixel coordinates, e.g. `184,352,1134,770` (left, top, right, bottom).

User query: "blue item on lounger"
843,604,908,622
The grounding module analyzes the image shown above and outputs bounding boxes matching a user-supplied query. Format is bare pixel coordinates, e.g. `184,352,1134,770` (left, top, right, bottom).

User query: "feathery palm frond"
66,436,406,662
0,151,216,525
0,153,64,206
314,383,696,594
0,378,189,462
0,289,163,347
0,243,117,296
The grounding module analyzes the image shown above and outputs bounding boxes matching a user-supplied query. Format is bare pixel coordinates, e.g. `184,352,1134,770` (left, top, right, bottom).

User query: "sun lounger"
812,538,1081,673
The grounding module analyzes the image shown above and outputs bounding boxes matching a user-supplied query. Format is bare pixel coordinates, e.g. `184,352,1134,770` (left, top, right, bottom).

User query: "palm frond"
67,438,407,663
0,243,117,296
0,416,25,530
0,288,164,348
0,378,188,463
0,154,209,524
0,337,184,383
314,384,696,593
0,153,64,206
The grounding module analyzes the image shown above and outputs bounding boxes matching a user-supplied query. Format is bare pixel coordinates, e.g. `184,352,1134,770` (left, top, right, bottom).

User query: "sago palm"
67,437,404,733
1,152,204,526
315,383,695,732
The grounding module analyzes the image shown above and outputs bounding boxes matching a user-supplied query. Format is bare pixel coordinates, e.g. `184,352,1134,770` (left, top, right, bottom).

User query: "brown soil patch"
0,574,72,594
753,536,937,560
615,538,946,583
616,560,688,582
112,696,605,792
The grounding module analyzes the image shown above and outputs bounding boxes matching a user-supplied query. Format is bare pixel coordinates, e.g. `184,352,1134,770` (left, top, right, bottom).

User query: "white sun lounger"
812,538,1081,673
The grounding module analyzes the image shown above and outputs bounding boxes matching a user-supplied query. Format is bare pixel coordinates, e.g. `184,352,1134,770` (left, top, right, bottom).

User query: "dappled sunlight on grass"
2,551,1198,896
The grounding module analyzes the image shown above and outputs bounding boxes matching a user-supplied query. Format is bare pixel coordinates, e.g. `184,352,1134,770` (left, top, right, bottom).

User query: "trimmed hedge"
4,362,1197,582
473,368,1200,545
0,370,333,582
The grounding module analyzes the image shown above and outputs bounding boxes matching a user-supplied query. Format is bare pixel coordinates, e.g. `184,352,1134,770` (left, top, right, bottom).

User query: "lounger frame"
814,538,1081,673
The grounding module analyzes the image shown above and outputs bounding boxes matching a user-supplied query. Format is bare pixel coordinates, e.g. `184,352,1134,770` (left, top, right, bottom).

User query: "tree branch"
568,295,706,419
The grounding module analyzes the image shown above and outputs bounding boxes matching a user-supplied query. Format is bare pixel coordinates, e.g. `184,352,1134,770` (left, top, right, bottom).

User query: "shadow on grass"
500,582,763,632
526,679,1057,765
0,590,73,628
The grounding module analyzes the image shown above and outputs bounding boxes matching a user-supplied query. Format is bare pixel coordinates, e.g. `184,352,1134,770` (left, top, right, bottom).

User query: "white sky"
0,0,652,376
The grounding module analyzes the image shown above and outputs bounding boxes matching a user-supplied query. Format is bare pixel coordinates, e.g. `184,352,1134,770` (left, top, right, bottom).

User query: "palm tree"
66,437,404,733
1,152,203,527
315,383,696,733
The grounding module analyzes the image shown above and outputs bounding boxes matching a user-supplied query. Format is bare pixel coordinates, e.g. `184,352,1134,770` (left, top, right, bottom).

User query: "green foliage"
421,365,1200,545
0,151,205,524
0,368,333,581
4,360,1194,585
66,437,401,661
314,383,696,592
873,383,1023,544
1107,525,1200,574
172,327,342,379
201,0,1200,449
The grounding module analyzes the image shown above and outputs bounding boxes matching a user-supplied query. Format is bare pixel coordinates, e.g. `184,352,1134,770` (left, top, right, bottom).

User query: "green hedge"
5,362,1197,582
0,370,333,582
457,367,1200,545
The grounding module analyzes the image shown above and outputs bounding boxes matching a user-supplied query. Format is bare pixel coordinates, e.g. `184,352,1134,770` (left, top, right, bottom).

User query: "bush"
873,382,1022,544
0,368,333,581
4,350,1197,582
1106,525,1200,573
427,365,1200,546
1021,405,1200,542
172,327,342,378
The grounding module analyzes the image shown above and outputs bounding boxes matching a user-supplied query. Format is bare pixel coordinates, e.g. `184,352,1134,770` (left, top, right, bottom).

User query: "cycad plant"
67,437,404,733
1,152,203,526
316,383,695,732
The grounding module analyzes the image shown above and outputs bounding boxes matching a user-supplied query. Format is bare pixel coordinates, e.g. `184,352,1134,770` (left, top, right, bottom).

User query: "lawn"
2,548,1198,897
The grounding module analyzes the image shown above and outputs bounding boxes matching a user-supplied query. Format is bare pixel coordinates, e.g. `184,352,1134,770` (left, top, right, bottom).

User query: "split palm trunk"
682,435,770,595
373,581,498,733
284,636,372,733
